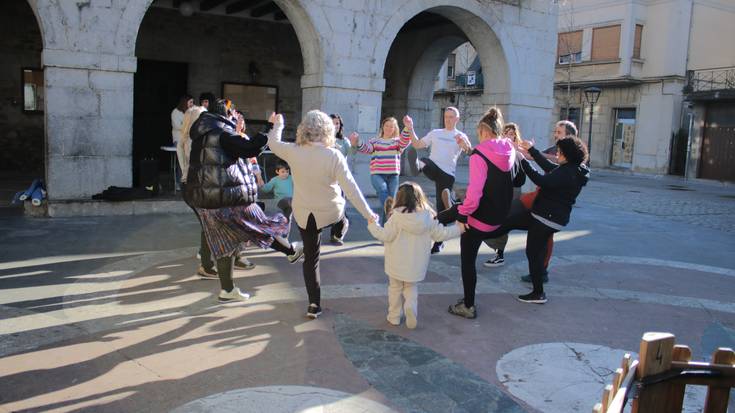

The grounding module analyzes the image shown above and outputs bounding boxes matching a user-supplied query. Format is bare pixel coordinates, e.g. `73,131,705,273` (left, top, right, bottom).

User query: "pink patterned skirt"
197,203,289,259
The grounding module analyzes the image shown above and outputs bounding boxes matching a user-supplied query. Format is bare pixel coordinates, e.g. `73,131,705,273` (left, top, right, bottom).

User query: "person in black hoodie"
500,135,590,304
186,99,303,303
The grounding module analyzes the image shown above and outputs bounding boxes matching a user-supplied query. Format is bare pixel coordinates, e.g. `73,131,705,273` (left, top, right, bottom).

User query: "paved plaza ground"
1,159,734,412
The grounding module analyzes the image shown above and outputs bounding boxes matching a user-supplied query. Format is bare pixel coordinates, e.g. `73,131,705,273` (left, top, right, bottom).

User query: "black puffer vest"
470,150,525,226
185,112,257,209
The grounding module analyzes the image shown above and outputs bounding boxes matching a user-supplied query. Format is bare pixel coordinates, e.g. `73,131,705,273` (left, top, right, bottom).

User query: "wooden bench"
593,332,735,413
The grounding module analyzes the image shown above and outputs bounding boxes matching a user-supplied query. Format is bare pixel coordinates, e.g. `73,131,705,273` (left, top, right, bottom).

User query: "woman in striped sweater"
349,117,411,220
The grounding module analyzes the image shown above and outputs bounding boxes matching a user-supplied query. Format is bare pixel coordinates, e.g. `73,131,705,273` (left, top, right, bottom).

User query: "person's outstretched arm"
527,145,558,173
368,217,399,243
266,113,294,161
520,158,566,189
333,151,377,222
456,153,488,223
429,219,463,242
403,115,428,149
220,129,267,159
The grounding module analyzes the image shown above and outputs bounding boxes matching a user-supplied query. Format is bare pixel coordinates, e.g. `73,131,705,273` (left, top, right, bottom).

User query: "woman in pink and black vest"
438,108,525,319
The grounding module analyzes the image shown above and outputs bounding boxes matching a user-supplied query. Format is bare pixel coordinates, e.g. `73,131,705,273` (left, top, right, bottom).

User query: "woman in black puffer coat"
186,99,303,303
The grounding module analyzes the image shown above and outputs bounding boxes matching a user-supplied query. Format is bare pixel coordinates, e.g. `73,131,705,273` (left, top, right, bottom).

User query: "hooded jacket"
522,146,590,226
457,138,525,231
185,112,267,209
368,208,461,282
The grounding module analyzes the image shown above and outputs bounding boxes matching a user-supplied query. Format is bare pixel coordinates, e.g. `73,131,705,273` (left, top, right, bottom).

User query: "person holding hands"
402,107,472,254
267,110,378,319
368,182,463,329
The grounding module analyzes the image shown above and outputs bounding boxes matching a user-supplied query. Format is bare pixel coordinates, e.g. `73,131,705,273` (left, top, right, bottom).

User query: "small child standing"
368,182,463,329
259,161,294,218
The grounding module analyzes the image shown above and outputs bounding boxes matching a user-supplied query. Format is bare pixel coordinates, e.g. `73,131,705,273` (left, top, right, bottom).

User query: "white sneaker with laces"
483,254,505,268
287,242,304,264
218,287,250,303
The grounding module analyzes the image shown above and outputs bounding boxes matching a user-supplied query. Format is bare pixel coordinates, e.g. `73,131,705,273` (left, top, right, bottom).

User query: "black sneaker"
329,235,344,246
430,242,444,255
521,273,549,283
306,303,322,319
483,254,505,268
517,292,547,304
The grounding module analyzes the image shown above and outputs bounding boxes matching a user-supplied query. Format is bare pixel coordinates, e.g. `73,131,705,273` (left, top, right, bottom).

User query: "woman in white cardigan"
267,110,378,319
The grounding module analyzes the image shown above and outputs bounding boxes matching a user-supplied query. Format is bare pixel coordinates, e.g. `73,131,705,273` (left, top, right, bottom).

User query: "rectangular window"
447,53,456,79
591,25,621,61
22,68,44,112
221,82,278,122
633,24,643,59
557,30,583,64
560,107,581,130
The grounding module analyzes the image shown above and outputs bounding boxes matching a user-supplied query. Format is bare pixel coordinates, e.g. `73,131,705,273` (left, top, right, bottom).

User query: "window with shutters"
591,25,621,61
447,53,456,79
557,30,583,64
633,24,643,59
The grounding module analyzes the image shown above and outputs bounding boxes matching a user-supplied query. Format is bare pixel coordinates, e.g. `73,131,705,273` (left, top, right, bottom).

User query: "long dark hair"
176,94,192,113
392,182,434,215
329,113,344,140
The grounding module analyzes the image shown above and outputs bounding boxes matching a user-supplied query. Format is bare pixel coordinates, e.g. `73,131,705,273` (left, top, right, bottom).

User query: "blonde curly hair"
296,110,336,147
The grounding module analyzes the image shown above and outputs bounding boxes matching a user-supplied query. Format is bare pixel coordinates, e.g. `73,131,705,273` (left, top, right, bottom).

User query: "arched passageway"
381,6,512,133
0,0,45,210
132,0,309,189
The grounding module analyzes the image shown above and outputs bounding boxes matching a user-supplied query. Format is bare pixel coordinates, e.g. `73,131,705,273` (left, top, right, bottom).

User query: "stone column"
301,72,385,137
43,51,136,200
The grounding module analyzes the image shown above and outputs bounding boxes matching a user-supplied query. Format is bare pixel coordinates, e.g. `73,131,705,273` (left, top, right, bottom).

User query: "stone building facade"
5,0,558,208
552,0,735,180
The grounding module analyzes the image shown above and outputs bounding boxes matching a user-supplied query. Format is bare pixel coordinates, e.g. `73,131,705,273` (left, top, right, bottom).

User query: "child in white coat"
368,182,463,329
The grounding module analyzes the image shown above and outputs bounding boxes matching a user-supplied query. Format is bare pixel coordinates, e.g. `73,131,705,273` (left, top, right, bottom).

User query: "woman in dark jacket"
186,99,303,303
500,135,590,304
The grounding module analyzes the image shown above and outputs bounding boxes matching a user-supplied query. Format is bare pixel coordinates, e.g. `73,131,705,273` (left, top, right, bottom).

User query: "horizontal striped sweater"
356,134,412,174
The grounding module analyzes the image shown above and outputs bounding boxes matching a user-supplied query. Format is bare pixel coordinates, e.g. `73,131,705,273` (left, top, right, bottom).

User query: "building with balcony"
553,0,735,181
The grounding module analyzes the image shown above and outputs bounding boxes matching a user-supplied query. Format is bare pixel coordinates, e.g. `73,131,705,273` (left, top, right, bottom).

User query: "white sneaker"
405,308,417,329
218,287,250,303
287,242,304,264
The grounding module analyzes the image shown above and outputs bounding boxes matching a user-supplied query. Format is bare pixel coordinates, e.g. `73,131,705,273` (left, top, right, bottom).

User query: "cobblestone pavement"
581,170,735,233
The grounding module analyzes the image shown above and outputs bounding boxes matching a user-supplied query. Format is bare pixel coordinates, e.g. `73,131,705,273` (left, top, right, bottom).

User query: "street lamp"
584,86,602,161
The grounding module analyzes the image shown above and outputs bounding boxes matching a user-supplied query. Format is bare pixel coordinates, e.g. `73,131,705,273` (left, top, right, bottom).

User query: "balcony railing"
686,67,735,93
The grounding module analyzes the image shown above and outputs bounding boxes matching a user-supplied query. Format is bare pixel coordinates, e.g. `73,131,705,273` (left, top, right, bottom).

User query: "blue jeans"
371,173,399,220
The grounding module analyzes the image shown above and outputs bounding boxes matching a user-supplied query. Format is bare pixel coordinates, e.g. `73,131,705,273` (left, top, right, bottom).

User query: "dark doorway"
699,102,735,182
132,59,188,185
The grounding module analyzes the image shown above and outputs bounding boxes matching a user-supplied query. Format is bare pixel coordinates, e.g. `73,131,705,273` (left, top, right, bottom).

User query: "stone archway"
27,0,324,203
374,1,556,141
0,0,45,194
378,4,513,135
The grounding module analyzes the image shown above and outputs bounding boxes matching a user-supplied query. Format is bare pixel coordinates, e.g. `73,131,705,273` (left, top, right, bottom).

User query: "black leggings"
298,213,323,305
496,211,557,294
437,206,557,305
184,187,214,270
421,157,455,213
216,233,294,293
297,212,348,304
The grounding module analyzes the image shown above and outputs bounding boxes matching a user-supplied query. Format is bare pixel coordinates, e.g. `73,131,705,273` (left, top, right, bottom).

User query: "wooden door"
699,103,735,182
